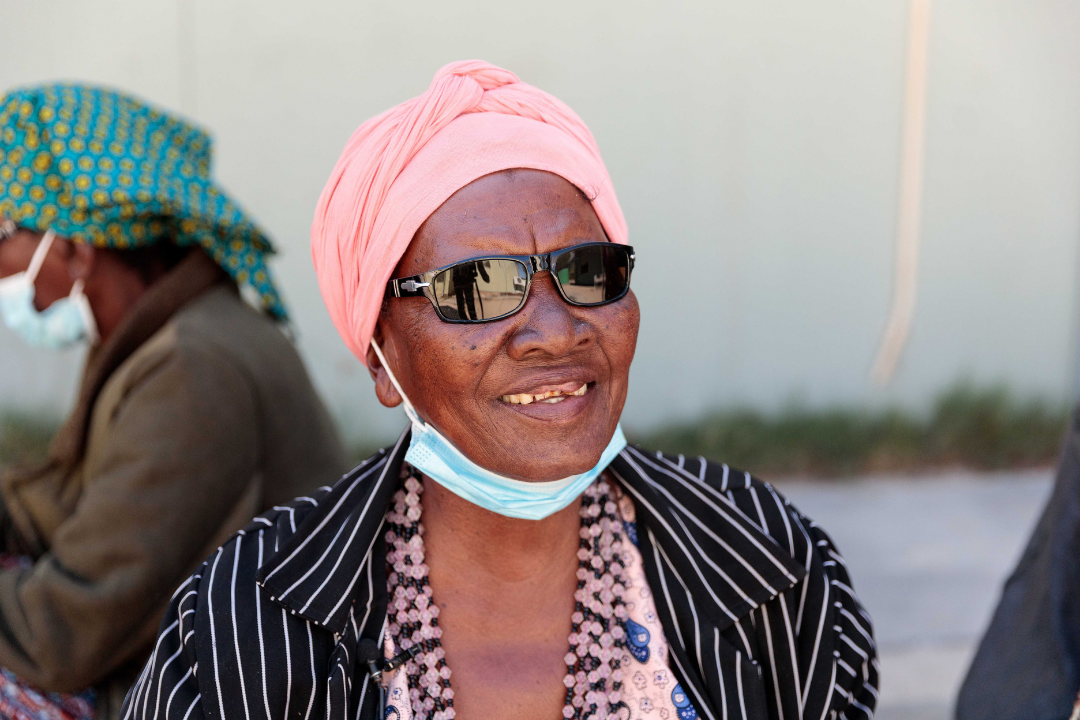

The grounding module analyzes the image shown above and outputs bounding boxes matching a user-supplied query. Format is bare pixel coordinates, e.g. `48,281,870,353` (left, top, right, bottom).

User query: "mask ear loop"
69,278,100,345
23,228,100,345
369,338,422,427
24,230,56,284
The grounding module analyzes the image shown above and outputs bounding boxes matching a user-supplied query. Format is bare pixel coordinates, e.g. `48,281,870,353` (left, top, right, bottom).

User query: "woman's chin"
499,458,601,483
480,434,612,483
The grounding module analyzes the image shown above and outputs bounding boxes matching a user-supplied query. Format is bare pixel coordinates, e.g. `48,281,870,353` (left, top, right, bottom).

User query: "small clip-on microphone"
357,638,420,716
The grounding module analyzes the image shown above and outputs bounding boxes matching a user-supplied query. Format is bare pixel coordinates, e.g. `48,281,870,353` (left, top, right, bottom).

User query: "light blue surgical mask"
371,340,626,520
0,228,99,349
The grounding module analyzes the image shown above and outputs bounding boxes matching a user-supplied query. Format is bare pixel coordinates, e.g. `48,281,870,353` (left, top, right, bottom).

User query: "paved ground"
773,469,1055,720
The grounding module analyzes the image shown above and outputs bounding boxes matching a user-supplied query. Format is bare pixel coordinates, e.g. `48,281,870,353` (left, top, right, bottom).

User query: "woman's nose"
505,271,594,360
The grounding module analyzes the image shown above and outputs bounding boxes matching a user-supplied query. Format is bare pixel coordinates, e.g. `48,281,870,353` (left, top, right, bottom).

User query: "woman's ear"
367,323,403,409
66,240,95,283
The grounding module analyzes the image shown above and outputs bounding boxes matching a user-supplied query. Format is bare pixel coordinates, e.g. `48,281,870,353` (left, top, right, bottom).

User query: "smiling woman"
125,61,878,720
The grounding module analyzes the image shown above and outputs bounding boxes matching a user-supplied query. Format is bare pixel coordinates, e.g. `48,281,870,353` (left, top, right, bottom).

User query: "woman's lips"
496,382,595,422
499,382,589,405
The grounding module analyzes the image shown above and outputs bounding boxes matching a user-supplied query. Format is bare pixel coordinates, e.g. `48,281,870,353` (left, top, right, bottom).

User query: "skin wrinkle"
366,169,640,720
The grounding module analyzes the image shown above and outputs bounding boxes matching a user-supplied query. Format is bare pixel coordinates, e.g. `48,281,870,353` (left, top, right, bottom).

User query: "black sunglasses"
386,241,636,323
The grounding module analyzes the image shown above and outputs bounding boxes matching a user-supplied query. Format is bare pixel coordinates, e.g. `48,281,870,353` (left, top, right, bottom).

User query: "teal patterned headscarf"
0,83,287,319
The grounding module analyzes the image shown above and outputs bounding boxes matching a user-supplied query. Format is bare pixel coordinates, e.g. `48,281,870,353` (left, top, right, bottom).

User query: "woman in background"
0,85,348,719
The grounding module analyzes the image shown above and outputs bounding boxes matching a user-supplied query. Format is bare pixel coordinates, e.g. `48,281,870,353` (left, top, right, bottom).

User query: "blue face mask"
371,340,627,521
0,229,99,349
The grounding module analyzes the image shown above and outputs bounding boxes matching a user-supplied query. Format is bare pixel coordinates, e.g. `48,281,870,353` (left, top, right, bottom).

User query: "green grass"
630,383,1069,478
0,412,58,469
347,384,1070,477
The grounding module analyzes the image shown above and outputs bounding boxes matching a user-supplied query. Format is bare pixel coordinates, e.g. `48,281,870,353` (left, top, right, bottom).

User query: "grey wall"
1,0,1078,444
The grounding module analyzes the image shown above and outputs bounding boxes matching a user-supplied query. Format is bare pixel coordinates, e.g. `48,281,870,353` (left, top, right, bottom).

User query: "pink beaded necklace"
384,467,635,720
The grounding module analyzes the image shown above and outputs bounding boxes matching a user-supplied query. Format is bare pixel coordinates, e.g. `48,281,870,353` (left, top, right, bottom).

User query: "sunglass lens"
431,259,529,321
552,244,630,306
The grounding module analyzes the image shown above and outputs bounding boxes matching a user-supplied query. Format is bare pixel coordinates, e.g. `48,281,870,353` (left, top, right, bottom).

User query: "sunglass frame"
385,241,636,324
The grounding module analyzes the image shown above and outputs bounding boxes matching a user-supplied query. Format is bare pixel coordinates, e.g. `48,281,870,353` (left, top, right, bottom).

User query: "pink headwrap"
311,60,628,365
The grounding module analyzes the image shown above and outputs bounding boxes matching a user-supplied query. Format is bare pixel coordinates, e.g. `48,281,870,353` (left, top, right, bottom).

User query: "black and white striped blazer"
123,430,878,720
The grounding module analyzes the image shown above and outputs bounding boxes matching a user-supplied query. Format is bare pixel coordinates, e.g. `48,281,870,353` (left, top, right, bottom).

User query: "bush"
632,382,1069,478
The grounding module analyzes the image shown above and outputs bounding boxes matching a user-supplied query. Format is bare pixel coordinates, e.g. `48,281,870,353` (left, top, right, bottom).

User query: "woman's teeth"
500,383,588,405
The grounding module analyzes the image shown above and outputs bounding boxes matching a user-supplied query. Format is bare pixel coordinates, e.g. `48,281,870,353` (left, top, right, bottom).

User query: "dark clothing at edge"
957,407,1080,719
0,250,349,719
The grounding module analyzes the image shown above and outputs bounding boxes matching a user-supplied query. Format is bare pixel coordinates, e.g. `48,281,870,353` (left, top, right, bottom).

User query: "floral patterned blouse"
380,485,699,720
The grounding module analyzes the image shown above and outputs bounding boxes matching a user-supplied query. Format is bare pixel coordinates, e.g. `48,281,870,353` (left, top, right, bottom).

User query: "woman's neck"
419,473,582,583
418,472,583,720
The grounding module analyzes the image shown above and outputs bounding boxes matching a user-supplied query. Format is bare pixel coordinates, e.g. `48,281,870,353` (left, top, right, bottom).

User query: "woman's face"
371,169,639,482
0,228,77,309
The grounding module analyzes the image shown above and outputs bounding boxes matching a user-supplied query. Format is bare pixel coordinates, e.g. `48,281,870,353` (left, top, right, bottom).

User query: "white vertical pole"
872,0,931,385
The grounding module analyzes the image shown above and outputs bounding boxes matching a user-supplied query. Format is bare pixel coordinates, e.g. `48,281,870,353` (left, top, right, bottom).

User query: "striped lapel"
611,446,804,628
609,446,805,720
257,429,410,634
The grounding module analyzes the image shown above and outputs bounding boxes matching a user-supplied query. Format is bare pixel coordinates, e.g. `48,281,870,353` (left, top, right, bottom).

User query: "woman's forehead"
399,170,606,274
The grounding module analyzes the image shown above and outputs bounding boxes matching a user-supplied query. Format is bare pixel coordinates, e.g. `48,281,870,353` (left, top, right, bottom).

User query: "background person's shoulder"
171,284,293,354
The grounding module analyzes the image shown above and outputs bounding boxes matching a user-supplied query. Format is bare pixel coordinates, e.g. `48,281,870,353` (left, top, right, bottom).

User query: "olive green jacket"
0,251,349,718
